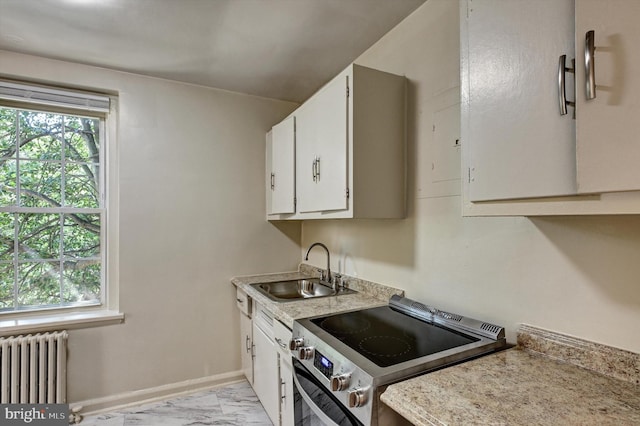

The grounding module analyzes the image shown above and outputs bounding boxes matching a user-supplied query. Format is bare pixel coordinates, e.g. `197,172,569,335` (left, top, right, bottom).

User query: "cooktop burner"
359,335,412,359
319,315,371,335
311,306,480,367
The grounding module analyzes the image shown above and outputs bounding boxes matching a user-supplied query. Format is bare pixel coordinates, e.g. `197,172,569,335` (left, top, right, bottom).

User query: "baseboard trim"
73,370,245,416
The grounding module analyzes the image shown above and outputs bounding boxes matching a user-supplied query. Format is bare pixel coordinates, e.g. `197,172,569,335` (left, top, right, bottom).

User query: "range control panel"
314,350,334,379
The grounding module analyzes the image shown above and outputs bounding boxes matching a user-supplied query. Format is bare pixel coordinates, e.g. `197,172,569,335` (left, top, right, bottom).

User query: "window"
0,82,110,314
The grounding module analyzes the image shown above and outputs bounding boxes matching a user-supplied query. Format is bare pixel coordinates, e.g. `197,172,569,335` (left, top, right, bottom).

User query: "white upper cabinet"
464,0,576,202
575,0,640,194
267,116,296,215
295,70,349,213
461,0,640,215
267,63,406,220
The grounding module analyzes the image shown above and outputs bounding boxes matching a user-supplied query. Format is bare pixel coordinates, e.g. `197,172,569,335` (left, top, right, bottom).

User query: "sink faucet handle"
315,268,325,281
333,273,342,289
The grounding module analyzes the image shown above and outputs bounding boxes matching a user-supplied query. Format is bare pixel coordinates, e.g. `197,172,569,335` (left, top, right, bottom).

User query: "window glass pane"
65,163,99,208
17,213,61,260
63,214,100,258
0,104,104,313
0,159,17,205
0,263,14,309
18,111,63,160
63,262,100,303
0,212,15,262
19,160,62,207
0,107,16,160
17,261,61,307
65,116,100,162
62,214,100,304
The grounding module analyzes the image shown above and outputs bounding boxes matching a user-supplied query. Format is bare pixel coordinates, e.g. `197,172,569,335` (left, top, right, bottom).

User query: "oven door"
292,359,363,426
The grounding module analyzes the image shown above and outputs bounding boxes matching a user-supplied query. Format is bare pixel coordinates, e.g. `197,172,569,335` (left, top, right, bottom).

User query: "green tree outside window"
0,107,103,311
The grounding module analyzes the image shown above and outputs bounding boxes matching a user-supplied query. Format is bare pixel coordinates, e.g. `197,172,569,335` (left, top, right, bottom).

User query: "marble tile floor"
79,380,273,426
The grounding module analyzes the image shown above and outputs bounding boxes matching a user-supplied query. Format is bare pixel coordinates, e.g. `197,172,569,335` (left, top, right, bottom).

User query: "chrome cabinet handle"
585,30,596,100
236,298,244,304
245,335,251,353
558,55,575,116
312,158,317,181
270,172,275,190
275,337,288,349
281,379,286,401
312,156,321,182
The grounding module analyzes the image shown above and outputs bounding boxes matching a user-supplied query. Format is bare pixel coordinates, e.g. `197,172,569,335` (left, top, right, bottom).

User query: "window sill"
0,310,124,337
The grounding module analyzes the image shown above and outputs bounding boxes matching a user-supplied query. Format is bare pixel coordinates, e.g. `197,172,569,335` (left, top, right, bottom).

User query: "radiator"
0,331,68,404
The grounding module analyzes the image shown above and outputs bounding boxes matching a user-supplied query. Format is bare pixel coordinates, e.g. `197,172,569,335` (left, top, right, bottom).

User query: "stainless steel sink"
251,279,356,302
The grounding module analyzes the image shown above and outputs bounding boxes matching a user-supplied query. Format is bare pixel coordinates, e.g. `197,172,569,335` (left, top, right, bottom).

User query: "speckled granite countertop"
381,324,640,426
231,264,404,329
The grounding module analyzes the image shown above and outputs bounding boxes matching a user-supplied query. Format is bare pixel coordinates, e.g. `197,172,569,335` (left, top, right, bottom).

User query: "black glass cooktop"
311,306,479,368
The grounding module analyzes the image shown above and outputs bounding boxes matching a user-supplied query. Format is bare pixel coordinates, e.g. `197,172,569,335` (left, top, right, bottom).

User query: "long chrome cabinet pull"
558,55,575,116
312,157,317,181
311,156,321,182
270,173,275,190
585,30,596,100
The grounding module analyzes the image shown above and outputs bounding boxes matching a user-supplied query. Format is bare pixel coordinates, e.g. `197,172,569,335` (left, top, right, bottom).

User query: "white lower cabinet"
236,288,253,384
252,302,280,425
246,301,294,426
274,320,294,426
239,308,253,383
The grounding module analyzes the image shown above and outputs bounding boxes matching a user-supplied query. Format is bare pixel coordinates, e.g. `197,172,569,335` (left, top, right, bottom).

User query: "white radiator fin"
0,331,68,404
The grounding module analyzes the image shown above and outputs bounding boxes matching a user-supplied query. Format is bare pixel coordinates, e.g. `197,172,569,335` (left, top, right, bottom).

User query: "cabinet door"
252,321,279,425
274,320,294,426
279,356,294,426
239,312,253,384
296,73,348,212
268,117,296,214
464,0,576,201
575,0,640,193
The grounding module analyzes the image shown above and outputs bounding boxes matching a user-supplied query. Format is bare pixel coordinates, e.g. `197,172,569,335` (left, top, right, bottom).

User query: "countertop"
233,270,640,424
381,324,640,426
231,264,404,329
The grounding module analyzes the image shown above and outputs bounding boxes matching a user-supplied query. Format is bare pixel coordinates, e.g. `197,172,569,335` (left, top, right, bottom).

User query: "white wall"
0,50,301,402
301,0,640,353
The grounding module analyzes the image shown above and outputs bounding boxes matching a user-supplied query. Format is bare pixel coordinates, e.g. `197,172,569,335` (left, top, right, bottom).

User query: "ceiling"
0,0,426,102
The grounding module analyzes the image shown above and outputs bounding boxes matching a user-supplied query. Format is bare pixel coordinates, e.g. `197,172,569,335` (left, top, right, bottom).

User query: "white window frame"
0,80,123,335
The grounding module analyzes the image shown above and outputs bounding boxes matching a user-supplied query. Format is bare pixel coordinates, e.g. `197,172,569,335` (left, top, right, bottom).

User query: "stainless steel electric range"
289,295,507,426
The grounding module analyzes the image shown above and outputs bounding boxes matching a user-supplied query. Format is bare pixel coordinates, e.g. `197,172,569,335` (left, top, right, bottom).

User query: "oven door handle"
292,372,340,426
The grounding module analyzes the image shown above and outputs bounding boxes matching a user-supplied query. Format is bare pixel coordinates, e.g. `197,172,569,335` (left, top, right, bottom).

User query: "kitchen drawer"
274,319,292,357
253,301,274,335
235,287,251,316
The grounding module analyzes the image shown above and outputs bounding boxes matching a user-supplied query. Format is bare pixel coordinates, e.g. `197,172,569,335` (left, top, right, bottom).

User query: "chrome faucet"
304,242,332,287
